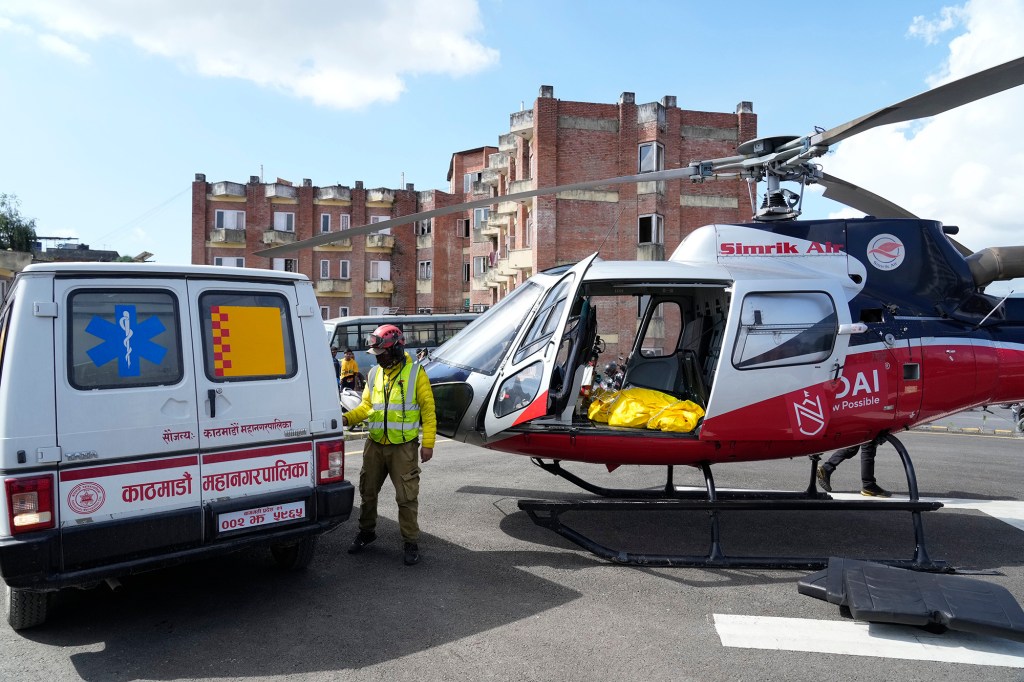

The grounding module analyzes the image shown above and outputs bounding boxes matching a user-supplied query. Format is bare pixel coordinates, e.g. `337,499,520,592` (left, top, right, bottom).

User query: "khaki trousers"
357,438,421,542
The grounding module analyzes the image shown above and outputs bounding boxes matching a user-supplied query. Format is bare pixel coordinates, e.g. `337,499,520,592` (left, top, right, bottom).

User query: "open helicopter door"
481,255,598,439
699,279,854,441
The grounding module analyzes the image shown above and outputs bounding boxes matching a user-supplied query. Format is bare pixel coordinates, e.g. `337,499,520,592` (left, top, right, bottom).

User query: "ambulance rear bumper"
0,480,354,590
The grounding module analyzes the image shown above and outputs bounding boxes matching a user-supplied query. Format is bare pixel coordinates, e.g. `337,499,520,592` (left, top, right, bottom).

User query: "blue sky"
1,0,1022,285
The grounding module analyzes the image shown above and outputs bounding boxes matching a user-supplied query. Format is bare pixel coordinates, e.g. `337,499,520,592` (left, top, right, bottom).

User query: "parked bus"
324,313,480,378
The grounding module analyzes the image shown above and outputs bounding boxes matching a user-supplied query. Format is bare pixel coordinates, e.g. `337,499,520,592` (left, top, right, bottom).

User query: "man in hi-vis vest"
343,324,436,566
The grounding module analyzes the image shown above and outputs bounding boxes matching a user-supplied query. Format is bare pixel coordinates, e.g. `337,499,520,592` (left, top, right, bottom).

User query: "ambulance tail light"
316,438,345,484
5,475,55,534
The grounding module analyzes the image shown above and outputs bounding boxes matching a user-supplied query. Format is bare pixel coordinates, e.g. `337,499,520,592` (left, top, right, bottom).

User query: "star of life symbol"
793,390,826,436
86,304,168,377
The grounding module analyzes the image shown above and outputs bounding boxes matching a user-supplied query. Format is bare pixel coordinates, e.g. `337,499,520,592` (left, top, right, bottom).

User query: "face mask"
376,348,399,368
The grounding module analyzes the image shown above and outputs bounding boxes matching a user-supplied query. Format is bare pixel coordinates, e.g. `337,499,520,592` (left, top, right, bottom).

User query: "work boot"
403,542,420,566
348,530,377,554
861,483,892,498
816,465,833,493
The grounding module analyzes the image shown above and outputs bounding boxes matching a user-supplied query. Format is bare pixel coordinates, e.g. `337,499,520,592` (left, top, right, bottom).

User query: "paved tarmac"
2,429,1024,681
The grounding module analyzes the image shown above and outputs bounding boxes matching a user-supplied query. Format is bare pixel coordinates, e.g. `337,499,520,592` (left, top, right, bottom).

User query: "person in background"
331,347,341,386
340,348,360,391
343,325,436,566
816,436,891,497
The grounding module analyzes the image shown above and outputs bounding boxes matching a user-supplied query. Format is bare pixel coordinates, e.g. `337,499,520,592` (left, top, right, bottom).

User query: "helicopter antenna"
976,290,1014,328
596,199,630,256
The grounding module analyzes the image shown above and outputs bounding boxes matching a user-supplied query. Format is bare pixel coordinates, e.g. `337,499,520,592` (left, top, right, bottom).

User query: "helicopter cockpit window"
494,361,543,418
732,292,837,370
513,275,574,364
430,281,542,376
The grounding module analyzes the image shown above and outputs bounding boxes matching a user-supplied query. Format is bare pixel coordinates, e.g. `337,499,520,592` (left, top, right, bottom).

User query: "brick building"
191,86,756,321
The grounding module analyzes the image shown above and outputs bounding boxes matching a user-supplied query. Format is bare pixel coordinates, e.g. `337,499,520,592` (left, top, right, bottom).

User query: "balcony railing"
211,181,245,198
416,279,432,294
510,109,534,138
210,228,246,244
367,188,395,204
508,247,533,270
365,280,395,294
265,183,297,199
316,279,352,294
262,229,296,245
416,234,433,249
636,243,666,261
316,185,351,201
366,234,395,249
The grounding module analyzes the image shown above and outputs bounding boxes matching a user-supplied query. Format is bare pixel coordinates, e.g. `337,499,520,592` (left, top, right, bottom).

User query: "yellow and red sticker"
211,305,285,377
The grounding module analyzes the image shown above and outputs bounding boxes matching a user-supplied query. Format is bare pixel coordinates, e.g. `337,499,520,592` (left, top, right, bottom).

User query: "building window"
320,306,330,319
340,214,351,230
320,214,331,233
274,212,295,232
457,218,470,238
338,260,350,279
418,260,432,280
369,260,391,280
368,306,390,316
463,172,483,193
214,257,245,267
638,142,664,174
320,260,330,279
415,218,432,236
215,210,245,230
338,306,349,317
638,214,664,244
463,262,471,282
370,215,391,235
272,258,297,272
473,207,489,228
473,256,488,276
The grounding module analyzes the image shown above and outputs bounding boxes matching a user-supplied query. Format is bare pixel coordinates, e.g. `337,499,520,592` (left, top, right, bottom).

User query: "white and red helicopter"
260,57,1024,569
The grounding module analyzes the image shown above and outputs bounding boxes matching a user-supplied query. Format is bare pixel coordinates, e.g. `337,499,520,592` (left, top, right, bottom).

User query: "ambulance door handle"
208,389,217,418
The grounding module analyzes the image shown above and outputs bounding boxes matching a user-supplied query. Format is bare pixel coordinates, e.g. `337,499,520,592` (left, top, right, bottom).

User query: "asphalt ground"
3,429,1024,681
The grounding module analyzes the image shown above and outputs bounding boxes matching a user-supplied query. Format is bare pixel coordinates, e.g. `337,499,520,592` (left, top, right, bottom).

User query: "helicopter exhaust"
965,246,1024,288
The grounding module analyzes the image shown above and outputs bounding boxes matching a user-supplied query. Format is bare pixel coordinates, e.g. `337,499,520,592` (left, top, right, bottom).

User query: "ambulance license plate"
218,500,306,534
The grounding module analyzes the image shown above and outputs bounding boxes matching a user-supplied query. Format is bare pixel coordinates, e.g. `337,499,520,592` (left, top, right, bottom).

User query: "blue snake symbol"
119,310,133,368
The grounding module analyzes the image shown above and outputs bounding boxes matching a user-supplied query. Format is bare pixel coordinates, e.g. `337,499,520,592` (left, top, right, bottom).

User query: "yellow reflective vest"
366,360,421,444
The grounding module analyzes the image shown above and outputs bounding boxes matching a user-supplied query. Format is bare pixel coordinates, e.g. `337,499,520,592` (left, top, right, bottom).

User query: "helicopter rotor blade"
806,56,1024,149
256,165,714,258
816,172,918,219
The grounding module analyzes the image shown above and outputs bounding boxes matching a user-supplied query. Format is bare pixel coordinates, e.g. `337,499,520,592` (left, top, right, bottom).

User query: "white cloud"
36,33,90,64
907,6,965,45
823,0,1024,252
0,0,499,109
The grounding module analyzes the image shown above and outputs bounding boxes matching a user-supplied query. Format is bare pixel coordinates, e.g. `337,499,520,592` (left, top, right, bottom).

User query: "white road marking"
828,493,1024,533
710,495,1024,664
714,615,1024,667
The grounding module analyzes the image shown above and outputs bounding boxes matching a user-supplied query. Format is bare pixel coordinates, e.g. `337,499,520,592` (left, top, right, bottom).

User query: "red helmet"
366,324,405,355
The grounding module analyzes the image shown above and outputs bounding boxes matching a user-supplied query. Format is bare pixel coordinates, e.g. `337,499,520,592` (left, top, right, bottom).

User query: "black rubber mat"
798,557,1024,642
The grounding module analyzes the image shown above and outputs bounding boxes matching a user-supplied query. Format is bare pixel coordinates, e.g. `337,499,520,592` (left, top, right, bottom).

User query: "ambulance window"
731,291,837,370
68,289,183,389
0,297,11,387
199,291,297,381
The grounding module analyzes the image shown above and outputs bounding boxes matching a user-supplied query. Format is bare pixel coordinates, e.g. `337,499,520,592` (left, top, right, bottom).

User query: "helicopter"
258,56,1024,569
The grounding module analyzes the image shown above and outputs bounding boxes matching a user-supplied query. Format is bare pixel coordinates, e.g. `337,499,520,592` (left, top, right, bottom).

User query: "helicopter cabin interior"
524,281,733,432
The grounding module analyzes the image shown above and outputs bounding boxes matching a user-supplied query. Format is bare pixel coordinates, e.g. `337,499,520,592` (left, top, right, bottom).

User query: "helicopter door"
701,280,852,441
482,255,598,439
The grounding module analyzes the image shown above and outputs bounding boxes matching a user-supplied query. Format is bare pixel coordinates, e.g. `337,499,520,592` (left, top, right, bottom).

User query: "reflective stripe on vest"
366,361,421,444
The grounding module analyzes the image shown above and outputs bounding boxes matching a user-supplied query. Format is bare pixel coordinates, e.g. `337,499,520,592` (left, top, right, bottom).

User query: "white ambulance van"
0,263,354,629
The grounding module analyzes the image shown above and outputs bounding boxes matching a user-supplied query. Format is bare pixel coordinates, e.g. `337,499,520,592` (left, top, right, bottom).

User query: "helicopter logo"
866,234,906,271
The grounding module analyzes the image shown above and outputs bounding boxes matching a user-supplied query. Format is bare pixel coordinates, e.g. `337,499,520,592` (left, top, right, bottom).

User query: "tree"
0,194,38,252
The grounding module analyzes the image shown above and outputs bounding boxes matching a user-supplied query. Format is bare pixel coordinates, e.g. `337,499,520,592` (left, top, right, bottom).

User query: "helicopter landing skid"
520,434,948,571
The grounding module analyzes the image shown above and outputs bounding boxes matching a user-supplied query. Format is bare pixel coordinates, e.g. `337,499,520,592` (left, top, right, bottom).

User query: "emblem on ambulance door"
68,481,106,514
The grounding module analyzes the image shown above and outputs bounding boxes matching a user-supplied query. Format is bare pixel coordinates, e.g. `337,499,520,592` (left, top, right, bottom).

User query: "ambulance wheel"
270,536,317,570
4,582,49,630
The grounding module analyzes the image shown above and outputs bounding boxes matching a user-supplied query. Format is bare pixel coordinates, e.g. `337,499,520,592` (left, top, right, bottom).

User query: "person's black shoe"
348,530,377,554
403,542,420,566
861,483,892,498
816,465,833,493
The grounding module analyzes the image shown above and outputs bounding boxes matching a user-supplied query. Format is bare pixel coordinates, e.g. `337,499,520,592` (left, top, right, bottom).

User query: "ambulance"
0,263,354,629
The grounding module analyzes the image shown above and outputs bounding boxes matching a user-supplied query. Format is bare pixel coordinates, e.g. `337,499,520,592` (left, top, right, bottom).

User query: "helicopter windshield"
431,281,544,375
